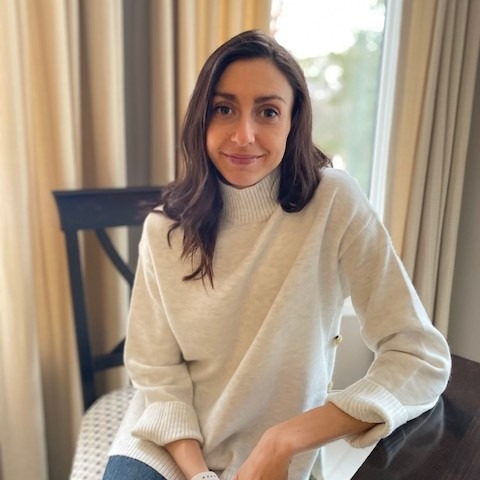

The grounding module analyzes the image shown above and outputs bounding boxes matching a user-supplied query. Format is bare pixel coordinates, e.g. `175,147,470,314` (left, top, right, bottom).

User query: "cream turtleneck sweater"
109,168,450,480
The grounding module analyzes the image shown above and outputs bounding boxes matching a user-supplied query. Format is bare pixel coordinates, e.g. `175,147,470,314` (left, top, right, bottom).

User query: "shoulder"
315,167,372,214
143,207,171,233
309,168,380,251
141,208,180,251
320,168,367,197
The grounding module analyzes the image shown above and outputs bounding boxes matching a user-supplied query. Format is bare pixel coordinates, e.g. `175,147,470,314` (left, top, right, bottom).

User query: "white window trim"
369,0,403,218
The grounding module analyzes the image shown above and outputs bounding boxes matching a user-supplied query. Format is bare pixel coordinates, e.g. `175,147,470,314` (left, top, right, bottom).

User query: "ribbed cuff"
327,378,408,447
131,401,203,446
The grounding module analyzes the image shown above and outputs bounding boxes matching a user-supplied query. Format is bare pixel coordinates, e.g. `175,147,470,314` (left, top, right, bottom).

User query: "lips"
223,152,263,165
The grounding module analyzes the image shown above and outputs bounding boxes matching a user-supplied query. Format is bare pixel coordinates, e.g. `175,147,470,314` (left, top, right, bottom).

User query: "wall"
448,52,480,363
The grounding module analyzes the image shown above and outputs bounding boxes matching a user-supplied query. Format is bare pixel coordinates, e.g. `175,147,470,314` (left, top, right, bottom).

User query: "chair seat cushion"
70,385,136,480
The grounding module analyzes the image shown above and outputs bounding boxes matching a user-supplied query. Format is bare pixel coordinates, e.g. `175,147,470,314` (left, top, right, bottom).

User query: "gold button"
333,334,343,346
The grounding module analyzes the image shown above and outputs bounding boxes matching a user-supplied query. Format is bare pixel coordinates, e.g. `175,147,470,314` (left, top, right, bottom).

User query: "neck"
219,168,280,223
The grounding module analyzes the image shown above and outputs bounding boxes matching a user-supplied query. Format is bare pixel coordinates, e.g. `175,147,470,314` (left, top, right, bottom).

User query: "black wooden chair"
53,186,162,479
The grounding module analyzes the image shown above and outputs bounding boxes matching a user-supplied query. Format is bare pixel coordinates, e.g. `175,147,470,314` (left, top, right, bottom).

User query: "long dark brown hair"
161,30,331,285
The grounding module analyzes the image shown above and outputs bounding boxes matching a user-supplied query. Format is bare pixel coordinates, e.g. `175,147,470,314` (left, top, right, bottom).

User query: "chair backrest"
53,186,163,410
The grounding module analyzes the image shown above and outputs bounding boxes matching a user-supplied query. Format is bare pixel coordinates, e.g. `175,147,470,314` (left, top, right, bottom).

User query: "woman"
104,30,451,480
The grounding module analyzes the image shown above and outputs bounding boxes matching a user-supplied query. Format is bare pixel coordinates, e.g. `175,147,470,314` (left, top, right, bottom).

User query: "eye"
261,107,280,119
213,104,233,116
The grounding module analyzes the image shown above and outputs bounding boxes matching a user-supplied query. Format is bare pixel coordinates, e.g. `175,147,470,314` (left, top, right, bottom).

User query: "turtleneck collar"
219,168,280,223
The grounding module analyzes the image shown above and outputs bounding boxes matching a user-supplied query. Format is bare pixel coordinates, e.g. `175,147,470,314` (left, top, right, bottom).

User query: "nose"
231,116,255,146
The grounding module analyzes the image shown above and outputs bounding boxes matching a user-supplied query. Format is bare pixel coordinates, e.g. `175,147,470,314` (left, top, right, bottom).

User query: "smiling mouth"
223,153,263,165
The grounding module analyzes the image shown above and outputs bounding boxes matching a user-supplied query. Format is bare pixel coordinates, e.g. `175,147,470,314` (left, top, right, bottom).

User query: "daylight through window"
270,0,386,195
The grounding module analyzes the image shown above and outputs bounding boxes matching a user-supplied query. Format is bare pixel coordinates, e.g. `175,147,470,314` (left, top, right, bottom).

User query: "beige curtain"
0,1,271,479
383,0,480,336
0,0,82,479
80,0,130,398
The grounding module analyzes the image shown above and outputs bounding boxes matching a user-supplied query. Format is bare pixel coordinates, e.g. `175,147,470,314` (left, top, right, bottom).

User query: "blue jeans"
103,456,168,480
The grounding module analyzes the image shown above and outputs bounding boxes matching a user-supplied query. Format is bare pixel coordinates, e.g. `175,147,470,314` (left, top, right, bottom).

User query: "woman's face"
206,59,294,189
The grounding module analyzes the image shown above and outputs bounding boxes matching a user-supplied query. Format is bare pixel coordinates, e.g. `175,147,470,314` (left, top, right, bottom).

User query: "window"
270,0,387,199
271,0,400,321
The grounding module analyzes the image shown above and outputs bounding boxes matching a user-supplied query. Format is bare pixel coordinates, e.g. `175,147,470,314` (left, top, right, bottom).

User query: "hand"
233,428,292,480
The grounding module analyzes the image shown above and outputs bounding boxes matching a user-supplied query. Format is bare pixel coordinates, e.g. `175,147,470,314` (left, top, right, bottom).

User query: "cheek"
280,125,292,152
206,129,223,171
205,127,216,158
271,126,290,153
206,124,222,153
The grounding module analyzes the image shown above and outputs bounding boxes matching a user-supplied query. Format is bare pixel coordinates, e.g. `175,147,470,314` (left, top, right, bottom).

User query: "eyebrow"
213,91,287,105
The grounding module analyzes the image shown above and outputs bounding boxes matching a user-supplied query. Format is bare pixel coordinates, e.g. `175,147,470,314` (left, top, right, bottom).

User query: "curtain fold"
150,0,176,185
79,0,130,397
0,0,83,478
383,0,480,336
0,1,271,479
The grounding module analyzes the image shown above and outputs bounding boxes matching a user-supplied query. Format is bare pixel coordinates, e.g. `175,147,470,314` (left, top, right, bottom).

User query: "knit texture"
109,168,451,480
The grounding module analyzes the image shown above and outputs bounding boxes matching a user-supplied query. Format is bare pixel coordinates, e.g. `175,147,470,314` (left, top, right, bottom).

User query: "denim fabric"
103,456,168,480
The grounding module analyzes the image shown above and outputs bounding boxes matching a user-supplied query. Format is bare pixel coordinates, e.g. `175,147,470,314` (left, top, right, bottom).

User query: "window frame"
369,0,404,219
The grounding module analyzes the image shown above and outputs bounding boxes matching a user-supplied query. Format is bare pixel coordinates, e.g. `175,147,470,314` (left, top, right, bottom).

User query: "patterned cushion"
70,386,136,480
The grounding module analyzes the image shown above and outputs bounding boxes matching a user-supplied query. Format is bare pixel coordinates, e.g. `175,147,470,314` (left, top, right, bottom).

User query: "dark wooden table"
353,354,480,479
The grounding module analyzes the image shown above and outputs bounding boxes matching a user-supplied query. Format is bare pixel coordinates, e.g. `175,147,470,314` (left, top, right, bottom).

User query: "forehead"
214,59,294,103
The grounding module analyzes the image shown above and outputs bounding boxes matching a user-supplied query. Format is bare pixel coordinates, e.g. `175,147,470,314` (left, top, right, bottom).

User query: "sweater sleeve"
125,217,203,446
328,206,451,448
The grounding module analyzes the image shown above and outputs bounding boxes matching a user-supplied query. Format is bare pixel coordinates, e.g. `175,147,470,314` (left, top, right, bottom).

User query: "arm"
329,213,451,447
234,402,375,479
126,216,207,471
165,439,209,479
